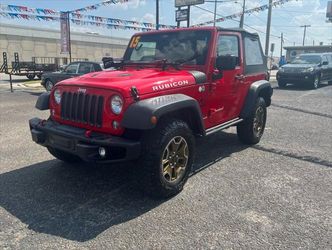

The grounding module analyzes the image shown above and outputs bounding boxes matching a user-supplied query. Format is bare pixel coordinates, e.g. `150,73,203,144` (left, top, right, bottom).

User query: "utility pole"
265,0,273,56
187,6,190,27
300,25,310,46
280,33,283,58
156,0,159,30
239,0,246,28
213,0,217,26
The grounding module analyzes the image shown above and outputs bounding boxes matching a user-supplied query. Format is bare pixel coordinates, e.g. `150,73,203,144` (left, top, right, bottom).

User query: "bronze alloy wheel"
253,106,265,137
161,136,189,183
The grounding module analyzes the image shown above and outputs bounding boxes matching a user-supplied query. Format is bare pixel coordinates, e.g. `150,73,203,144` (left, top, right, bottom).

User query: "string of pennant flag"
0,0,297,31
70,13,176,29
0,0,129,15
193,0,297,26
0,12,158,32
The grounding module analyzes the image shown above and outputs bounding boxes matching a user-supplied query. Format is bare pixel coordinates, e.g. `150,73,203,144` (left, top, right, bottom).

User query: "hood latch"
130,86,140,102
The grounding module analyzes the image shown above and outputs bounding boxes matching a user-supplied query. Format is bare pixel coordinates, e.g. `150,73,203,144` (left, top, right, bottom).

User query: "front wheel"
278,80,287,88
45,79,54,92
139,119,195,198
47,147,82,163
237,97,267,145
310,74,320,89
26,74,35,80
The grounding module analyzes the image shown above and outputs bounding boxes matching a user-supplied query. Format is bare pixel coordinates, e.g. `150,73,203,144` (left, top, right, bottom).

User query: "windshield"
123,30,211,65
291,55,321,64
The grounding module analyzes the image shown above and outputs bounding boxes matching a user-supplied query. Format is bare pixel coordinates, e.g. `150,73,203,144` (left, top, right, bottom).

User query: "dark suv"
41,61,102,91
276,53,332,89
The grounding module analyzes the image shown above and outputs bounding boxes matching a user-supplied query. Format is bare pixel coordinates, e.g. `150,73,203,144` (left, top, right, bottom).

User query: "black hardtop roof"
216,27,259,37
134,26,259,38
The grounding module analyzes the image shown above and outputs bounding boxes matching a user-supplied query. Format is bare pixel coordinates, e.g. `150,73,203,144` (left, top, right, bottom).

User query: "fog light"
112,120,120,129
98,147,106,158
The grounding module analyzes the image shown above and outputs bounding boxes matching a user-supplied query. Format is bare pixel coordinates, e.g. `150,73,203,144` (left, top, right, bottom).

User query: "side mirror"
216,55,238,71
322,61,328,66
102,57,114,69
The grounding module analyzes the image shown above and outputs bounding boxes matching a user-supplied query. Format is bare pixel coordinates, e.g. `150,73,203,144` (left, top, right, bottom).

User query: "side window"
217,35,240,62
322,55,328,64
244,37,264,65
78,63,92,74
65,63,78,74
94,63,101,71
328,55,332,63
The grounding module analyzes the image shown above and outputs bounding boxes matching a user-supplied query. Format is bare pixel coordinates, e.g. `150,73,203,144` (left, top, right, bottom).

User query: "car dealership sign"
175,0,204,7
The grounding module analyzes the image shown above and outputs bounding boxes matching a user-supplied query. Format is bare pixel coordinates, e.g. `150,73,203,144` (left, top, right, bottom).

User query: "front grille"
61,91,104,127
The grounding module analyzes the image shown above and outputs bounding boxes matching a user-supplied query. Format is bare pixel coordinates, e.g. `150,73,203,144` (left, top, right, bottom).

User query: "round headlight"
110,95,123,115
54,89,61,104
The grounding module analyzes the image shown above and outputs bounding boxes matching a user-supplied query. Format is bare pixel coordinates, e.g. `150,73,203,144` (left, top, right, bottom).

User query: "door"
207,33,244,126
78,63,94,75
62,62,79,80
321,55,330,81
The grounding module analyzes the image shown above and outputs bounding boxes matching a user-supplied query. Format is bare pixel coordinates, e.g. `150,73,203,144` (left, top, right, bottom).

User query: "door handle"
235,74,245,80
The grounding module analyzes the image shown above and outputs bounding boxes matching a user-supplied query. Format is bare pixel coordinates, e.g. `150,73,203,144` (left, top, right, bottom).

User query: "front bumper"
276,72,316,83
29,118,141,163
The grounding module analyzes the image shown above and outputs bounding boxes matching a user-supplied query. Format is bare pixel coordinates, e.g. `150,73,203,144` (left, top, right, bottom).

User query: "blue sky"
0,0,331,54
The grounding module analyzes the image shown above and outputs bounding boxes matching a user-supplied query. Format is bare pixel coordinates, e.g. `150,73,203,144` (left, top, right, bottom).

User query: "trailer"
0,52,88,92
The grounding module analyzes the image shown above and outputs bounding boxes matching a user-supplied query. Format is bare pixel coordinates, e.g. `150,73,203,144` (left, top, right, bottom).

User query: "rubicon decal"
152,79,190,91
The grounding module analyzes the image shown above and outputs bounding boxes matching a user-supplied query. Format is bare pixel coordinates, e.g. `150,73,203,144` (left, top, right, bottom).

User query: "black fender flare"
121,94,205,135
240,80,273,119
35,92,50,110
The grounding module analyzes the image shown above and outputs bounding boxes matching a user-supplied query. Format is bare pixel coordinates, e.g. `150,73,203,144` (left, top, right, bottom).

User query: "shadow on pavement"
0,131,247,242
274,83,330,91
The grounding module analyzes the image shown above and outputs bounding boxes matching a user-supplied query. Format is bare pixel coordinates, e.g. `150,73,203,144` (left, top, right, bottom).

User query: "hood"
57,68,200,98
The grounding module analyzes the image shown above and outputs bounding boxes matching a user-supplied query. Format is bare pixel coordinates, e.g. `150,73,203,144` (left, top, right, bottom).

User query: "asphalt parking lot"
0,77,331,249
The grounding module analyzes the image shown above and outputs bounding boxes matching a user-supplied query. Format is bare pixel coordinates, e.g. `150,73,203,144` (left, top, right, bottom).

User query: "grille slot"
60,91,104,127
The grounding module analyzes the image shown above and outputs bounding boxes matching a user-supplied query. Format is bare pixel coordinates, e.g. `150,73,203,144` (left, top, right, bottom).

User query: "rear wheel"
37,74,42,80
139,119,195,198
47,147,81,163
237,97,267,145
278,80,287,88
45,79,54,92
26,74,35,80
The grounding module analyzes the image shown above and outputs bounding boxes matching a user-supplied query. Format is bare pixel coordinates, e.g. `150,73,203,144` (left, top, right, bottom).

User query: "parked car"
41,61,102,91
30,27,272,198
276,53,332,89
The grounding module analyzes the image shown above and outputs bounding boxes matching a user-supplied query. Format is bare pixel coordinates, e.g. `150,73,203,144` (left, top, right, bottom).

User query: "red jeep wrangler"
30,27,272,197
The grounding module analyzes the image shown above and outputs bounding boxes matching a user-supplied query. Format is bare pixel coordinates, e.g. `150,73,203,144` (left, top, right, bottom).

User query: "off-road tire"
277,80,286,88
26,74,35,80
139,119,195,198
47,147,81,163
45,79,54,92
237,97,267,145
